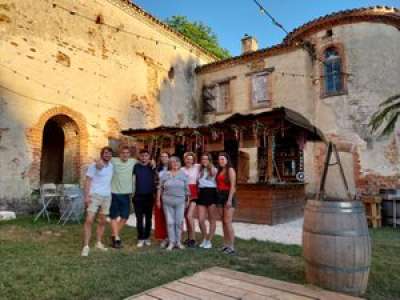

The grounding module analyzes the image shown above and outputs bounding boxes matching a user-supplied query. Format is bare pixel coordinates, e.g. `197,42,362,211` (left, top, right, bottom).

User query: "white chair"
34,183,61,223
58,184,83,225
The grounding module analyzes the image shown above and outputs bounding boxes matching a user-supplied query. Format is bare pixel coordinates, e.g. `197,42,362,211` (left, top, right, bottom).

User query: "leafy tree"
165,15,230,59
369,94,400,137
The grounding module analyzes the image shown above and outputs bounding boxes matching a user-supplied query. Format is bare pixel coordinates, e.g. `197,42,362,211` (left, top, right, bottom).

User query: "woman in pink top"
181,152,200,248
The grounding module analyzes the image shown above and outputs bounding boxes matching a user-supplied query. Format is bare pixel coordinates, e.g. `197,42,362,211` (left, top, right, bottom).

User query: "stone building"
195,7,400,198
0,0,215,210
1,3,399,211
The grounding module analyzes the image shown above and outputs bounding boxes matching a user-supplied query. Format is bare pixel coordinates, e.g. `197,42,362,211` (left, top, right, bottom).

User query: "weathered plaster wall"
311,22,400,195
197,49,314,122
0,0,214,210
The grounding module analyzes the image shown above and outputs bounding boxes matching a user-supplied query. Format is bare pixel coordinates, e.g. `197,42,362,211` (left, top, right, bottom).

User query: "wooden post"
267,134,274,180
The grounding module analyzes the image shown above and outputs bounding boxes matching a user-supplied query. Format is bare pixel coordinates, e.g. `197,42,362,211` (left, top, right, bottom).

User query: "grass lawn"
0,217,399,300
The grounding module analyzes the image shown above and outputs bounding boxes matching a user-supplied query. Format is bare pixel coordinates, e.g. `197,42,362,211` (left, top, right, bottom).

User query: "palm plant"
369,94,400,137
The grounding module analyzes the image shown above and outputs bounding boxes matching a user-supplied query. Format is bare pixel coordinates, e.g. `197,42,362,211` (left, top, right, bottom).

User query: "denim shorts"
109,193,131,219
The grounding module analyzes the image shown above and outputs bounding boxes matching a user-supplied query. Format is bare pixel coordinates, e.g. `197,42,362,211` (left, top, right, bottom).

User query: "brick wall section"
25,106,88,188
313,135,400,197
353,151,400,195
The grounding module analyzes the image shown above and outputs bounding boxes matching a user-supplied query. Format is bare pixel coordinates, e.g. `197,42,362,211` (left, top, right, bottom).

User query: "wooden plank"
166,281,234,300
148,287,198,300
181,275,309,300
126,295,158,300
179,276,249,299
193,272,313,300
206,268,363,300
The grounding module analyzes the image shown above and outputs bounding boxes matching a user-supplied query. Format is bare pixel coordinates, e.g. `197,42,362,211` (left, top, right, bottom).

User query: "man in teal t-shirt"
98,145,137,249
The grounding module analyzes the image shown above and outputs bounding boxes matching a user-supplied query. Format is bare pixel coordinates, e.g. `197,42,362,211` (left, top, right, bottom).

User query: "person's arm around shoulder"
95,158,107,170
227,168,237,208
211,166,218,177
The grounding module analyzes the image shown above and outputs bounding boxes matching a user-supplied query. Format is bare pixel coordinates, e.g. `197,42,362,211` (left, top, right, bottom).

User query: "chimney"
241,34,258,54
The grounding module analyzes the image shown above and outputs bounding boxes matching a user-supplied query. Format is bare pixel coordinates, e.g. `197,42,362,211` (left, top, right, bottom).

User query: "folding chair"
34,183,61,223
58,184,83,225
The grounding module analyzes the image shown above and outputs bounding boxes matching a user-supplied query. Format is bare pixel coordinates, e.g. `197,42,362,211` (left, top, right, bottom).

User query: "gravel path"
127,215,303,246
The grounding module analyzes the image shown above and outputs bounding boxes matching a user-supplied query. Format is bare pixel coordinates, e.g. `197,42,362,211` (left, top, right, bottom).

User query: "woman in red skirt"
155,152,169,248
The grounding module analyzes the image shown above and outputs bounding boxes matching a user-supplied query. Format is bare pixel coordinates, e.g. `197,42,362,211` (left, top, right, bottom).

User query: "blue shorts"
109,193,131,220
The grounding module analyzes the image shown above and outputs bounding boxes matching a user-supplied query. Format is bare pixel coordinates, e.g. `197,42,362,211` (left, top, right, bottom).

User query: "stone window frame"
246,67,274,109
319,43,348,99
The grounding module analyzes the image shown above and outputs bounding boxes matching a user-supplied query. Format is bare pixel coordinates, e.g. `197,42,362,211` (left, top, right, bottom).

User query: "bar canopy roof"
122,107,325,142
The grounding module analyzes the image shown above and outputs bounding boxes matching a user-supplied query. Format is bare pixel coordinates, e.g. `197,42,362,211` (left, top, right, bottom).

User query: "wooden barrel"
303,200,371,296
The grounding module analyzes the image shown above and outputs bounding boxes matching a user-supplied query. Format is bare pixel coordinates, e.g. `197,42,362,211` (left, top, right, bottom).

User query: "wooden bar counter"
234,183,306,225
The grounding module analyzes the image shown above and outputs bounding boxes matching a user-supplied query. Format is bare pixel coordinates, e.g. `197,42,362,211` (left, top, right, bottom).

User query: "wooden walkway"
127,267,363,300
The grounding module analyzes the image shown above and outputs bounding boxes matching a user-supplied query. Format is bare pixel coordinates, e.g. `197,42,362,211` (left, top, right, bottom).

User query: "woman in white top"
197,153,218,249
180,152,200,248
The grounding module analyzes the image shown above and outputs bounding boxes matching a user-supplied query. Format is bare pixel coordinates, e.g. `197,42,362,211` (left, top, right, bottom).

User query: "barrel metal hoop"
307,200,364,209
305,259,370,273
305,208,365,214
303,229,370,237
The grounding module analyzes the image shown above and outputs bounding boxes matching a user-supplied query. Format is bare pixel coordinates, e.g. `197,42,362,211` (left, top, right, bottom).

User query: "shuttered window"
216,82,231,113
251,72,269,106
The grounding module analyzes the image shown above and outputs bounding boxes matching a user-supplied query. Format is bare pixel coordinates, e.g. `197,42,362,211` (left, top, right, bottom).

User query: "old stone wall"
0,0,214,211
310,22,400,196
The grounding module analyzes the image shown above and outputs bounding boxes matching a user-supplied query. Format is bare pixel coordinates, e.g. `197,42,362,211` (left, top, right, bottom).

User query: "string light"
52,2,201,57
251,0,353,77
0,62,123,113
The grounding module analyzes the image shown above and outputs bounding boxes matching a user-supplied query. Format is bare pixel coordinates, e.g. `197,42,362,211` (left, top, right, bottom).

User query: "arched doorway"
40,119,65,183
40,115,80,184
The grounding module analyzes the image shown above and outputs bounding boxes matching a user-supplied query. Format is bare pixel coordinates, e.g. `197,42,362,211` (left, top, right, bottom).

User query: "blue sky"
133,0,399,56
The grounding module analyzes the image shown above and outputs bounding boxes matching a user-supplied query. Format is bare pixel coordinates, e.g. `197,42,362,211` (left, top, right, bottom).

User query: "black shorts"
197,188,217,206
216,191,237,208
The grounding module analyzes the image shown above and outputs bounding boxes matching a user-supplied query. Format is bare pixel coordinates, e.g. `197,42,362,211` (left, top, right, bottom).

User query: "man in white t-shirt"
81,147,114,257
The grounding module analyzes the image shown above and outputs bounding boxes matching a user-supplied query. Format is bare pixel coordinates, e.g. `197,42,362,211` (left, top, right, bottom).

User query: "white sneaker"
176,242,185,250
160,239,169,249
81,245,90,257
203,240,212,249
95,242,108,251
144,239,151,246
166,243,174,251
137,240,145,248
199,240,207,248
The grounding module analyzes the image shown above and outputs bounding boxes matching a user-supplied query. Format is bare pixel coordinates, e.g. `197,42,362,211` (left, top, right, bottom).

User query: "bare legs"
111,218,127,240
83,212,107,246
198,204,216,242
221,207,235,249
185,201,196,240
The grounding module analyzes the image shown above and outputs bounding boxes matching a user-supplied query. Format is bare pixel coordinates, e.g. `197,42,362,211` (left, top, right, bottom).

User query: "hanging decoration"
231,125,240,140
210,127,219,141
192,130,202,150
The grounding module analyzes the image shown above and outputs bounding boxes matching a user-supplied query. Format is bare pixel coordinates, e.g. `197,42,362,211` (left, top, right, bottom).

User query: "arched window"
323,47,343,95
